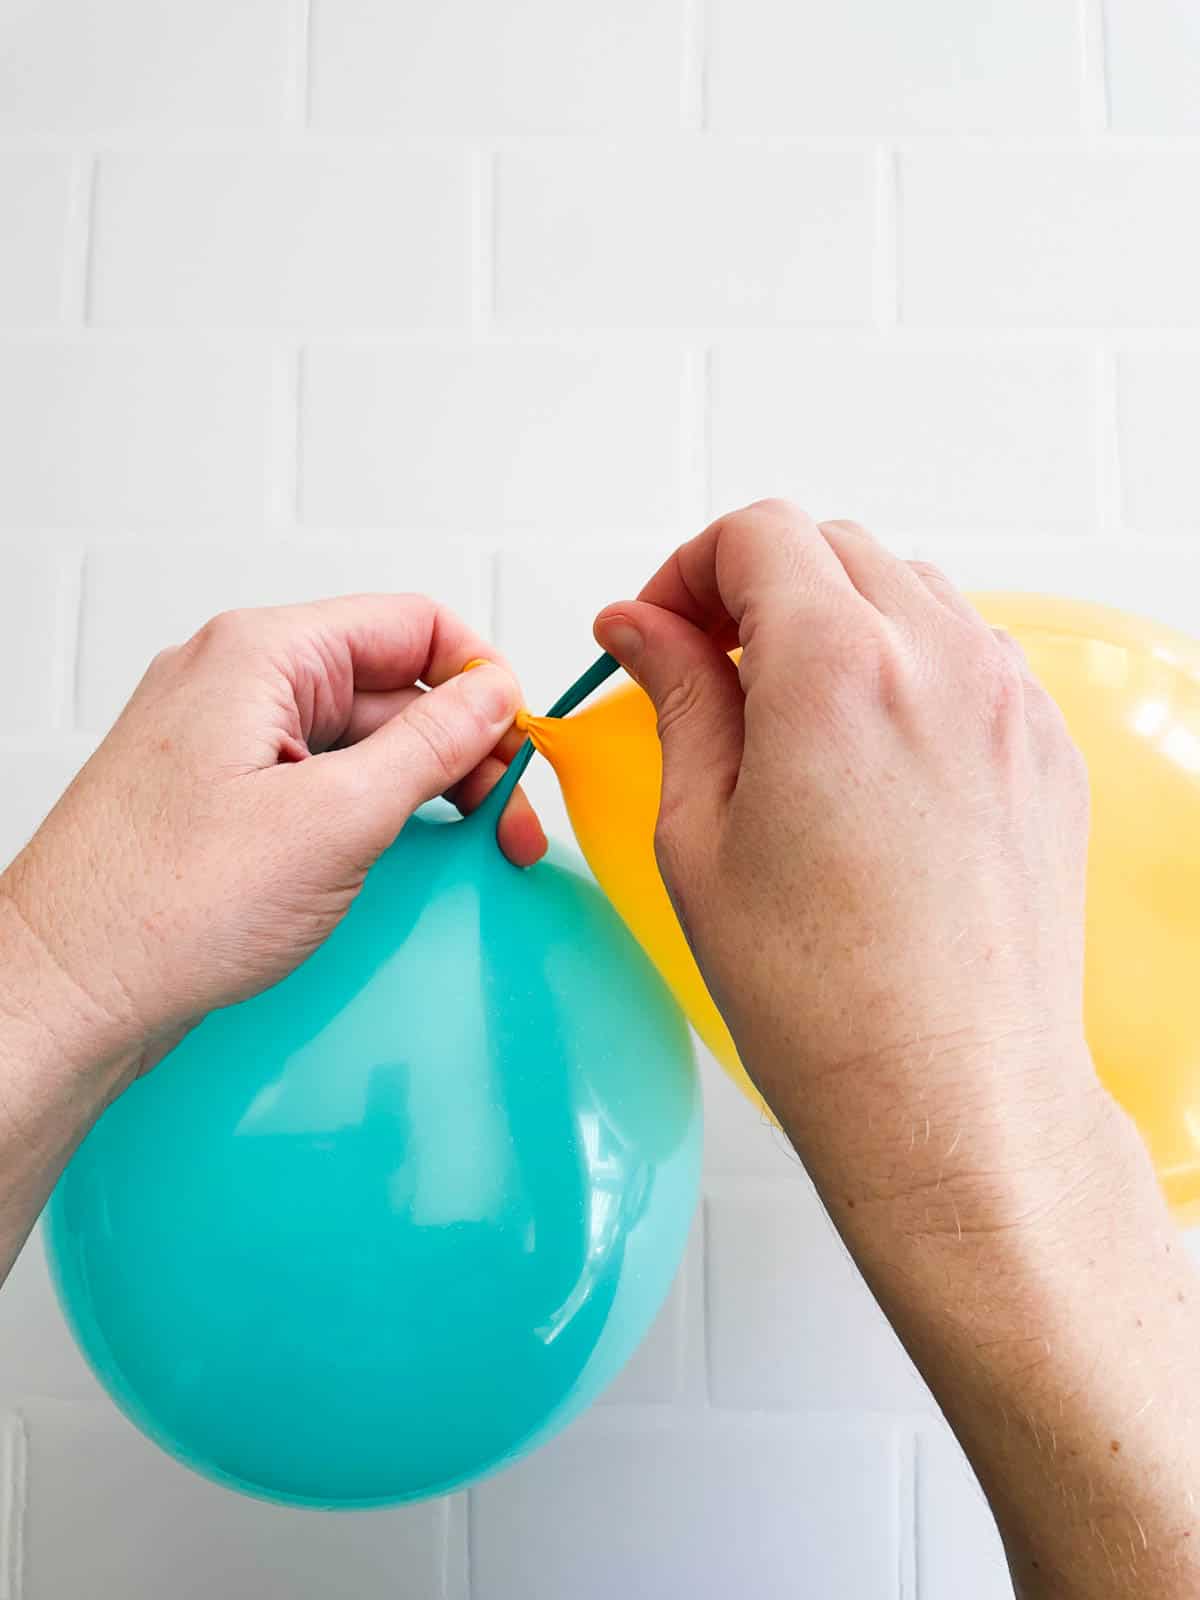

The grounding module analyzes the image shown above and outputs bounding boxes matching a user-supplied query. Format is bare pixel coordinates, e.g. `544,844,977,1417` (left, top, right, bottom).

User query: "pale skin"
1,506,1197,1597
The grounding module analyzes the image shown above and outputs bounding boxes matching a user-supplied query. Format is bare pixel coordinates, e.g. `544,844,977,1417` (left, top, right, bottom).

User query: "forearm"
789,1068,1200,1599
0,870,132,1281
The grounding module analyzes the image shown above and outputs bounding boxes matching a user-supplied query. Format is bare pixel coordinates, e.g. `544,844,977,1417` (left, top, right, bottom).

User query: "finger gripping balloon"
46,658,701,1509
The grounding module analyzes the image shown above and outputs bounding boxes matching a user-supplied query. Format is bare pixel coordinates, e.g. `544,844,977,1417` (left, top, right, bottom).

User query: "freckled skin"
596,502,1200,1600
1,521,1200,1594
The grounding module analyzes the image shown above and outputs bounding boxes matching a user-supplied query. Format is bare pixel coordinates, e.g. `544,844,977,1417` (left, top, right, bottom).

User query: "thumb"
318,662,521,850
594,601,743,828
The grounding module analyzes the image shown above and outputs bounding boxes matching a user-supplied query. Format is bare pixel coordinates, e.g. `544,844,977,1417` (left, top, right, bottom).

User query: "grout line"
437,1496,451,1600
7,132,1200,158
900,1428,919,1600
1094,346,1123,533
470,148,498,334
0,735,99,758
1080,0,1112,135
267,345,304,531
69,549,89,734
0,1417,11,1600
700,1194,716,1404
484,544,502,641
53,547,85,733
464,1490,476,1600
701,347,714,524
283,0,315,130
873,146,901,330
691,1197,711,1407
0,1413,28,1600
5,326,1200,353
680,346,711,527
681,0,710,132
60,154,97,327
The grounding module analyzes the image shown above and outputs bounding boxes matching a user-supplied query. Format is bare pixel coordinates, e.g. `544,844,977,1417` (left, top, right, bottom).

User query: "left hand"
1,594,543,1084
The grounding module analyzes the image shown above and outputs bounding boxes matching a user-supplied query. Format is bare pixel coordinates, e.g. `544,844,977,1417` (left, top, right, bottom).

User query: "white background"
2,0,1200,1594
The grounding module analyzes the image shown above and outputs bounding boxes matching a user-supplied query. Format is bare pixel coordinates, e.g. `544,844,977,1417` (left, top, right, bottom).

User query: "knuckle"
980,642,1026,710
146,643,182,677
192,607,255,653
652,809,688,880
1064,740,1091,818
713,499,814,555
827,615,893,685
740,496,812,529
653,676,705,745
316,753,373,809
990,625,1025,660
972,644,1035,760
1033,686,1089,787
402,702,464,784
908,558,949,588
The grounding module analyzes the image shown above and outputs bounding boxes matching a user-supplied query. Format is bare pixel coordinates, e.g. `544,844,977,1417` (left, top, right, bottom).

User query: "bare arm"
595,500,1200,1599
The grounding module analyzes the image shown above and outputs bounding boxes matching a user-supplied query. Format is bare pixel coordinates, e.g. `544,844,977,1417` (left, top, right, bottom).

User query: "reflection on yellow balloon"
524,595,1200,1222
976,595,1200,1223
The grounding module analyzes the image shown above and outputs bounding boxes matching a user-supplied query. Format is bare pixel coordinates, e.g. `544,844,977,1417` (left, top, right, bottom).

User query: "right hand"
593,500,1116,1233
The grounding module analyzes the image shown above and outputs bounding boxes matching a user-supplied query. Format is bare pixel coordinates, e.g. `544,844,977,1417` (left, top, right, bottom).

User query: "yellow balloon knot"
514,708,532,733
461,657,490,674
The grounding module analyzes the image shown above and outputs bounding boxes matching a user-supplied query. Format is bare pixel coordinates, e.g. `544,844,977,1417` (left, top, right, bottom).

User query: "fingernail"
461,662,519,724
596,615,643,666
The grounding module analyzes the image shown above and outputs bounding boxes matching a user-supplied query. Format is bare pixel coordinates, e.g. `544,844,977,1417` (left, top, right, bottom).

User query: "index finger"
272,592,516,693
191,593,519,756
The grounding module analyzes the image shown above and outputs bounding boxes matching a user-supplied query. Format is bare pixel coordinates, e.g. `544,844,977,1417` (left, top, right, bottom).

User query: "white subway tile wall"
916,1431,1014,1600
1,1,1197,1595
898,151,1200,326
0,343,272,529
469,1414,900,1600
710,345,1096,533
0,155,75,326
707,0,1084,133
89,152,475,329
1117,352,1200,533
493,146,876,327
20,1401,452,1600
299,343,689,532
308,0,687,134
1104,0,1200,133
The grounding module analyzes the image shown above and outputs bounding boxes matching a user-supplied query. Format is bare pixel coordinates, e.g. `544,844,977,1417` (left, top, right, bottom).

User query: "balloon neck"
469,653,622,842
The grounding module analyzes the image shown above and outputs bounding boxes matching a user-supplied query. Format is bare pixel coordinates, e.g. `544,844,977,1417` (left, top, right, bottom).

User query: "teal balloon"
44,799,700,1508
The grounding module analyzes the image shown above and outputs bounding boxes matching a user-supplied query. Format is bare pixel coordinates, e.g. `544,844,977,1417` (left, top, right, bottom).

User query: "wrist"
0,867,140,1279
772,1024,1167,1370
854,1107,1200,1600
770,1021,1110,1238
0,862,140,1094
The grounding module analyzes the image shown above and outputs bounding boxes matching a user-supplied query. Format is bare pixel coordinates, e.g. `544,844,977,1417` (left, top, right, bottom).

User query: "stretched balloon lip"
472,653,623,840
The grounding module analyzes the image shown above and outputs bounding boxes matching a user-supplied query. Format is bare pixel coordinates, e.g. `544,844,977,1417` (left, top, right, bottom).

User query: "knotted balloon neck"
472,652,621,838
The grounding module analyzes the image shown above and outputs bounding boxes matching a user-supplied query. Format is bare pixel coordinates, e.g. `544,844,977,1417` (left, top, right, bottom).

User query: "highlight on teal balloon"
44,662,701,1508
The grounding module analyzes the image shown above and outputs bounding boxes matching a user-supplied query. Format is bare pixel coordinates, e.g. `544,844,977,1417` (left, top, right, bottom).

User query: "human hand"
1,594,542,1084
594,501,1108,1226
595,502,1200,1599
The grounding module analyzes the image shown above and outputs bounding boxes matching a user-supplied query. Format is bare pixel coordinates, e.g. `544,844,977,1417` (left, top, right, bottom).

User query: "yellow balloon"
524,595,1200,1221
523,687,764,1114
